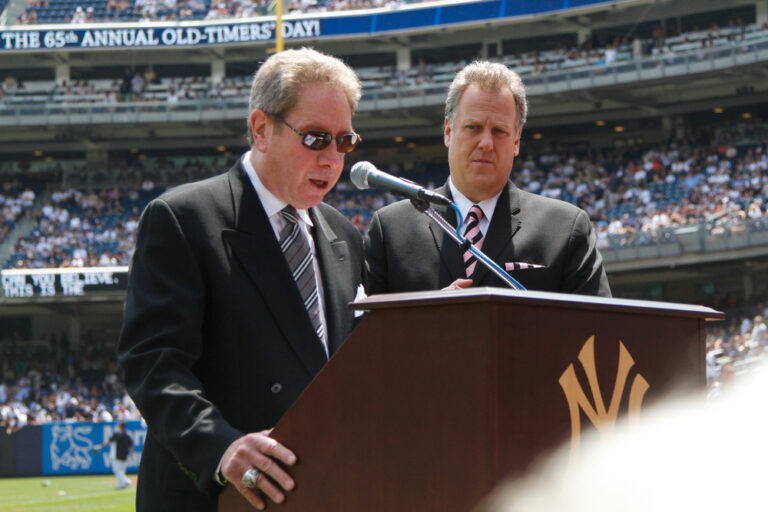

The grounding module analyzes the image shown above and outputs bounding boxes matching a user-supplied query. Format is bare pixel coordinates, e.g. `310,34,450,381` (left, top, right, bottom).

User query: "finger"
252,452,295,492
444,278,472,290
255,435,297,467
235,483,267,511
252,471,287,505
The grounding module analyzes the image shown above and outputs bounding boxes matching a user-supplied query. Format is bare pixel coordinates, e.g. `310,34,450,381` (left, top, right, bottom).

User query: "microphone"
350,161,451,206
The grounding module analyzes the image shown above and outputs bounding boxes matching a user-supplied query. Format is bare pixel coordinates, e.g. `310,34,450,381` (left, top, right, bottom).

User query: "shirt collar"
241,151,314,227
448,176,502,227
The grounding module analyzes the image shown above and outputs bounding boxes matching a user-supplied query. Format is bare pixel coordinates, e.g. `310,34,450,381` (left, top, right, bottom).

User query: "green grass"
0,475,136,511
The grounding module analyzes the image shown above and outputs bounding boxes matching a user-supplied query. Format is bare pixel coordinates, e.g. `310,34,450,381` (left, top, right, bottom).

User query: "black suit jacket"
117,163,365,512
365,180,610,297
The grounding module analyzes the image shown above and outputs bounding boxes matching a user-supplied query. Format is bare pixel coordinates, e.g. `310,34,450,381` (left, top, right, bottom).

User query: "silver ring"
241,468,260,489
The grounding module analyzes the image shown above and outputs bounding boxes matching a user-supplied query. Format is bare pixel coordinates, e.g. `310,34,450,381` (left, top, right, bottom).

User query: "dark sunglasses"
269,113,362,153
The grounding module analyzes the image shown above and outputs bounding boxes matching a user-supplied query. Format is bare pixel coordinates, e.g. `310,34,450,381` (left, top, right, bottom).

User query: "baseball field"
0,475,137,511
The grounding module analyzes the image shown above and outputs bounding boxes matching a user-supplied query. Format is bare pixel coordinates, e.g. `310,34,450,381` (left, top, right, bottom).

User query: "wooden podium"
220,288,722,511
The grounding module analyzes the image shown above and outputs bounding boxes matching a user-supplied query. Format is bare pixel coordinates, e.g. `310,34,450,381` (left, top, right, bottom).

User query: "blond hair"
445,61,527,133
247,48,361,140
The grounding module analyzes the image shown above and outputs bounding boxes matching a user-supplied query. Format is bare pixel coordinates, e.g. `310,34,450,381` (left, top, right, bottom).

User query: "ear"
249,109,270,153
444,117,452,148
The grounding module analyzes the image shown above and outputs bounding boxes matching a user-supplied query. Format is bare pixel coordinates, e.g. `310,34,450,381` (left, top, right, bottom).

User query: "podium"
220,288,722,511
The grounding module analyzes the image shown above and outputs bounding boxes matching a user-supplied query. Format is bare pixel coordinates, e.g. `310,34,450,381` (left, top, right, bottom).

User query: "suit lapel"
427,183,466,283
221,164,327,376
473,181,522,285
309,206,349,357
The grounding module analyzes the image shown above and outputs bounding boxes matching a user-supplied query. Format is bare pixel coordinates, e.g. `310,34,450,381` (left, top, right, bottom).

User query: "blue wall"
1,420,146,477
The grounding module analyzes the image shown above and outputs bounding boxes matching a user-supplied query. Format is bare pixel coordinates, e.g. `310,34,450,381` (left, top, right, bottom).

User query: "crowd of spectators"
521,129,768,249
0,330,141,434
5,186,145,269
0,179,35,245
4,17,765,106
4,120,768,268
706,307,768,399
15,0,410,24
0,72,250,107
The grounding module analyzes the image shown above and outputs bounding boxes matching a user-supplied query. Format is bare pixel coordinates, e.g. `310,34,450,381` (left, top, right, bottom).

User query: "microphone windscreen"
350,161,376,190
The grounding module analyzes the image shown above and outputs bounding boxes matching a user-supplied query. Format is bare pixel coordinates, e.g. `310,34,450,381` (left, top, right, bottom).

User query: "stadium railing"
601,218,768,269
2,31,768,127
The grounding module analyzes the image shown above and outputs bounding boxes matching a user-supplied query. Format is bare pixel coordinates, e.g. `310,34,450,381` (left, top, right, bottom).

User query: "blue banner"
0,0,619,51
0,20,320,50
42,420,146,476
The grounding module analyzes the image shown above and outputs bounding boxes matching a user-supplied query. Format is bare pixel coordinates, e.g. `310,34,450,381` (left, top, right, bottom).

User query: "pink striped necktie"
463,204,484,277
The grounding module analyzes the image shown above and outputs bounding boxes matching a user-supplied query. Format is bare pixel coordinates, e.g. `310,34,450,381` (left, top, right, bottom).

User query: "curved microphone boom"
350,161,451,206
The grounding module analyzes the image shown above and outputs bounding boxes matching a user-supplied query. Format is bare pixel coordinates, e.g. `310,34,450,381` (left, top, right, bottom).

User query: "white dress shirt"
241,151,329,357
448,177,503,236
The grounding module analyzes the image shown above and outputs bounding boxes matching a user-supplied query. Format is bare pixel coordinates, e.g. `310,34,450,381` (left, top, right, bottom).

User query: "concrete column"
660,116,673,140
396,47,411,71
757,1,768,25
482,39,502,58
577,28,590,45
55,63,70,86
211,59,225,85
68,314,81,349
744,270,753,303
86,149,109,168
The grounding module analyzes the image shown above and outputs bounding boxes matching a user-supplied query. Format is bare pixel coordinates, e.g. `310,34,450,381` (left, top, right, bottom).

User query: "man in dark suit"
365,61,610,297
118,48,366,512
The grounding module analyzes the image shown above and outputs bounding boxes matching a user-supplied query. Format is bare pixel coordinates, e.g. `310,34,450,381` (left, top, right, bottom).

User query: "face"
249,83,352,209
444,84,522,203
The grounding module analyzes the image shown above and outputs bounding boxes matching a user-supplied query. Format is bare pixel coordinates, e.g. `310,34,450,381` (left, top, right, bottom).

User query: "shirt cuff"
213,456,227,486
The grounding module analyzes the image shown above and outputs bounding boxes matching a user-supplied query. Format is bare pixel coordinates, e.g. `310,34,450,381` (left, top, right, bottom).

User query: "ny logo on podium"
558,335,649,460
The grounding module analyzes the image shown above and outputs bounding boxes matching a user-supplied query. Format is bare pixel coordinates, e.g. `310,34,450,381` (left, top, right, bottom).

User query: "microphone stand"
410,199,526,291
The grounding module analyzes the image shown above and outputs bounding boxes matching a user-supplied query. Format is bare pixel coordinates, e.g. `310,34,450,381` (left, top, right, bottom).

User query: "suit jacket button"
270,382,283,394
338,255,345,261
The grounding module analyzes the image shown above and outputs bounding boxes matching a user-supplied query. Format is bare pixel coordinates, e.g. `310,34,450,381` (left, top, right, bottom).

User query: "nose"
477,127,493,151
317,142,345,169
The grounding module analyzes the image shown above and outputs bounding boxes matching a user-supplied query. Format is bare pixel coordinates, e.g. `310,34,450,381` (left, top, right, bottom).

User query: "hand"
220,430,297,510
443,278,473,290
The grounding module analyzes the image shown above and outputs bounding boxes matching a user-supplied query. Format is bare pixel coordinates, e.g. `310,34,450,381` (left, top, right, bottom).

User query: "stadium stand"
4,119,767,269
0,328,141,433
3,19,767,105
19,0,414,24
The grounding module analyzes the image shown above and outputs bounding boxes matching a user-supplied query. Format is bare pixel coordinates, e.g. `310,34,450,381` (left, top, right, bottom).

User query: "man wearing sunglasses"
118,48,365,512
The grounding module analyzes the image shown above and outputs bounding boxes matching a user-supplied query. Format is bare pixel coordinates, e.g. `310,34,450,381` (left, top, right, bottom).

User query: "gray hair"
247,47,362,140
444,61,527,134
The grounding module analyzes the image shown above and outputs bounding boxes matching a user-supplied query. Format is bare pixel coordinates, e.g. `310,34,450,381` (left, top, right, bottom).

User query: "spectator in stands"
85,6,97,22
71,6,86,23
119,67,133,97
2,75,18,96
107,0,131,12
365,60,611,296
131,72,146,96
751,315,768,349
16,9,38,24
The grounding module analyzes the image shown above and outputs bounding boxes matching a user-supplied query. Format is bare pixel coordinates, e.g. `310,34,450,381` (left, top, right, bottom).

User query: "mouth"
310,178,329,189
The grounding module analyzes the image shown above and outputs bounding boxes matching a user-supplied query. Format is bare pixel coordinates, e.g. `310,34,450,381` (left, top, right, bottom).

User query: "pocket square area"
506,262,546,271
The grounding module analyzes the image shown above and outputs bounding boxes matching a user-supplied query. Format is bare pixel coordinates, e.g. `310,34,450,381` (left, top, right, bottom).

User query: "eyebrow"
464,118,513,130
300,123,355,136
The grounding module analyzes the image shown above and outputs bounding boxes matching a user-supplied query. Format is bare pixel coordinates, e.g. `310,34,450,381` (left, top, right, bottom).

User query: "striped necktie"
463,204,485,277
278,206,325,346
